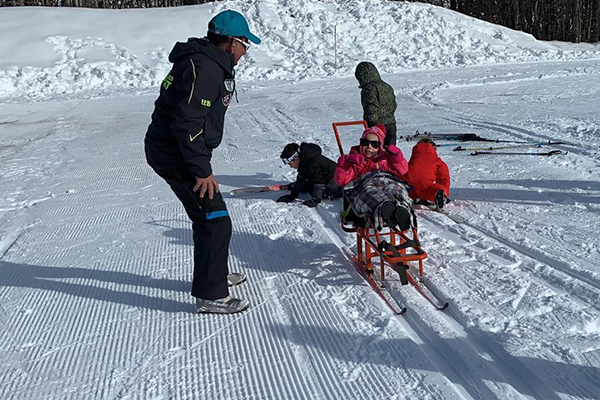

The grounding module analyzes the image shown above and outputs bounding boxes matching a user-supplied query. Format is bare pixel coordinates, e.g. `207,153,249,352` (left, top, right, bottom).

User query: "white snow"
2,0,600,101
1,1,600,399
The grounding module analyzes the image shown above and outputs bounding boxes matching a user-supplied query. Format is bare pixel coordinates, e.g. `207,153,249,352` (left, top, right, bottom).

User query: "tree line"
1,0,599,43
406,0,600,43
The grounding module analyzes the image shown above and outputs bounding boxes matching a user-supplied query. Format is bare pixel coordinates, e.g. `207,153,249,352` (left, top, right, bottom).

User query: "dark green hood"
355,61,382,88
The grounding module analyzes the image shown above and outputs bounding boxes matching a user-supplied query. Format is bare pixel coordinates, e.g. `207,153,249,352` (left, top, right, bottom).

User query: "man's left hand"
193,174,220,199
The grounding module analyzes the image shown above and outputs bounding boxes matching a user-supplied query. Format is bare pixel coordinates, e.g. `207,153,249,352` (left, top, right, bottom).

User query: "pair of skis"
349,255,407,315
229,183,289,196
470,149,564,157
402,131,529,143
456,141,566,157
349,254,449,315
454,140,565,152
404,131,568,156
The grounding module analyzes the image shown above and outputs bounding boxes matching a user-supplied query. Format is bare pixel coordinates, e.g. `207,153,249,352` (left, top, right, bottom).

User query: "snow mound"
1,0,599,101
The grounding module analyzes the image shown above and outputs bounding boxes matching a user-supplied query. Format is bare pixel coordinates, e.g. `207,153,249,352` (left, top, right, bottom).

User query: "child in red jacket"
403,138,450,209
334,125,412,230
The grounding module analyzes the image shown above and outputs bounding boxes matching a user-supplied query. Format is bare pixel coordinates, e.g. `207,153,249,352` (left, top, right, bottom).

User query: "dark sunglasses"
359,138,381,149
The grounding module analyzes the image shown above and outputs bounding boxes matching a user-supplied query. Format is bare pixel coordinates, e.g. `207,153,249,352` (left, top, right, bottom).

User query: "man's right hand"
194,174,220,199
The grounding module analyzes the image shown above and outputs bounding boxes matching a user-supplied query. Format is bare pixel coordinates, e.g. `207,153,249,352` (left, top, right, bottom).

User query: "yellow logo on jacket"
162,73,174,90
189,129,203,142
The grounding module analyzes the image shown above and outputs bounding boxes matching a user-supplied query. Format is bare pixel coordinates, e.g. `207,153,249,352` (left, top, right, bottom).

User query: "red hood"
412,142,438,157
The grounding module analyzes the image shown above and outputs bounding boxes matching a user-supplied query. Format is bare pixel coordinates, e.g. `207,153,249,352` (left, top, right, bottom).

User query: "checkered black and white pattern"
345,171,414,230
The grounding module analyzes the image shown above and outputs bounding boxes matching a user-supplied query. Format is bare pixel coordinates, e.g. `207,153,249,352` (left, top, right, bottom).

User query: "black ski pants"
154,167,231,300
368,122,397,146
383,123,397,147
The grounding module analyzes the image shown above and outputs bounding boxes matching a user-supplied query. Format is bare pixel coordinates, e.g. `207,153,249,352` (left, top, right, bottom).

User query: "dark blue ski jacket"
145,38,235,178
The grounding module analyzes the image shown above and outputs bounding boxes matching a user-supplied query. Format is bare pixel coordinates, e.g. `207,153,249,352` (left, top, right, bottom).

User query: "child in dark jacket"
277,142,342,207
402,138,450,209
355,61,397,146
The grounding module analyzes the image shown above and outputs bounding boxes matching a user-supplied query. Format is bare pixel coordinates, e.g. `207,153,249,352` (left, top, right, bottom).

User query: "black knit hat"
280,143,300,159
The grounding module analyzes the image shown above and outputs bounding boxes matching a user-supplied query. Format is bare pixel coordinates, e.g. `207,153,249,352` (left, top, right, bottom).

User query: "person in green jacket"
355,61,398,146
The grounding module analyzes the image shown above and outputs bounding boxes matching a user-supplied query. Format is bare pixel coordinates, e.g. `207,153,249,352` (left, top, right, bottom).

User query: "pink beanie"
361,125,386,143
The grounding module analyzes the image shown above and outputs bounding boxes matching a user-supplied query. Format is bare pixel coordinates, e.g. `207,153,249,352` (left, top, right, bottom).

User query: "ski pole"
454,141,566,152
402,131,531,143
470,150,565,156
229,184,290,196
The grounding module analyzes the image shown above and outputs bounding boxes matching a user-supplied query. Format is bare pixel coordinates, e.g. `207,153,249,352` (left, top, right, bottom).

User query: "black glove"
303,199,320,208
277,194,297,203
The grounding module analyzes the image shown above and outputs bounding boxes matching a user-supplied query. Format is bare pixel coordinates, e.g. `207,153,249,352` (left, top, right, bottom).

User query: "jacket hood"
412,142,438,157
168,38,234,76
299,142,322,161
355,61,382,87
361,125,386,142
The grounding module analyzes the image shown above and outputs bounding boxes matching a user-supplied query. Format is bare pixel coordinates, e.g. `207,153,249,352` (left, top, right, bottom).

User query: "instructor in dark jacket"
145,10,260,314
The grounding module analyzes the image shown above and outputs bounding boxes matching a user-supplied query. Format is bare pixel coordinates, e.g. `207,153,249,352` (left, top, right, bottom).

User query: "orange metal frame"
332,120,368,155
333,121,428,283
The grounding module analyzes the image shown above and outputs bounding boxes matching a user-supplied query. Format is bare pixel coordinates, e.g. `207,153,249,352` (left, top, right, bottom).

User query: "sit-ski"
332,121,449,314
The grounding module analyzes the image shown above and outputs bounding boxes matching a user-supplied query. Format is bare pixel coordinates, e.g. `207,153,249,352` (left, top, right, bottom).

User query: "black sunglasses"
359,138,381,149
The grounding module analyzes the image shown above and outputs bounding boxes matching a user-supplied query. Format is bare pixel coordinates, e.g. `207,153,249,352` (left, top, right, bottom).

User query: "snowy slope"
1,0,600,101
1,1,600,400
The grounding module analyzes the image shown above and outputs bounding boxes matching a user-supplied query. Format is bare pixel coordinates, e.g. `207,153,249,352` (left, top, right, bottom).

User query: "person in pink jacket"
334,125,413,231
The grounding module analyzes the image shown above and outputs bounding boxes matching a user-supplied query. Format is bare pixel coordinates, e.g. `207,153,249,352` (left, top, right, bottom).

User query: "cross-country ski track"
1,61,600,399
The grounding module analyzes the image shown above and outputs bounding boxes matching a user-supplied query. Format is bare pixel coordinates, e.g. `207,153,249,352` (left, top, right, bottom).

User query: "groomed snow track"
2,61,600,399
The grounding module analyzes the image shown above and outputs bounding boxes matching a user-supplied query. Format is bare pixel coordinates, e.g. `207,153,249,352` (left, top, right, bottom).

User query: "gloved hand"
387,145,405,163
303,199,320,208
385,144,400,155
337,155,351,169
277,194,297,203
346,153,365,165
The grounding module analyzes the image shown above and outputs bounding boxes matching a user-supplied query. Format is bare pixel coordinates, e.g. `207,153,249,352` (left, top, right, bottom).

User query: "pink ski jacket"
334,126,408,186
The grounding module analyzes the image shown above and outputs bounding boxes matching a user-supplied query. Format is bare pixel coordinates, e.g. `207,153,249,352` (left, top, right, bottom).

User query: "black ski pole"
404,130,530,143
470,150,565,156
454,141,566,152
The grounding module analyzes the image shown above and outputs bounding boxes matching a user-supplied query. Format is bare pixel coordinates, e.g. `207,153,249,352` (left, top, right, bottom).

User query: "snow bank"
1,0,600,101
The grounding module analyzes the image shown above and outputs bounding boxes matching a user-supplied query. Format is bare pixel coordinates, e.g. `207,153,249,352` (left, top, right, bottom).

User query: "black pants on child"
383,123,397,146
154,167,231,301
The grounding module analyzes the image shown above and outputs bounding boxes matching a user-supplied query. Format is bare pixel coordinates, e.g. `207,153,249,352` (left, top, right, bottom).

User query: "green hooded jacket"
355,62,397,126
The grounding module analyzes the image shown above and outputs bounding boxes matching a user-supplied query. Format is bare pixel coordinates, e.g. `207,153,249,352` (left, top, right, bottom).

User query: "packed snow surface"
1,1,600,399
